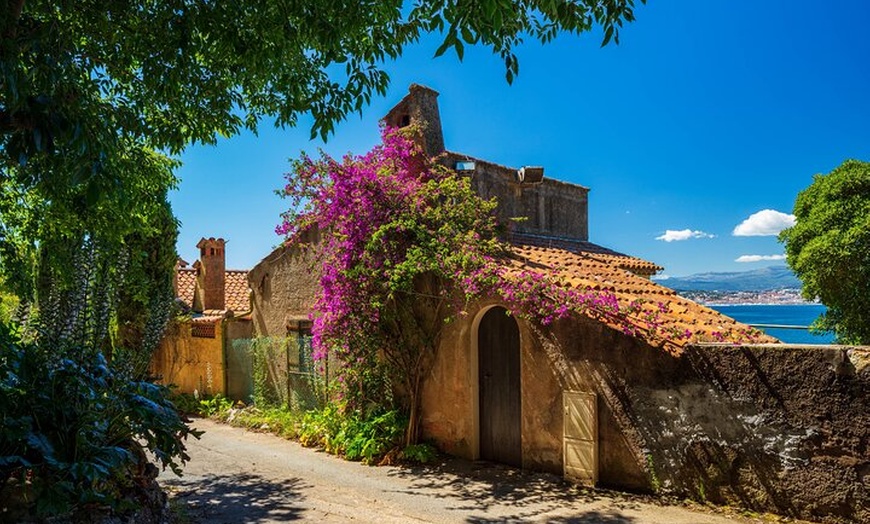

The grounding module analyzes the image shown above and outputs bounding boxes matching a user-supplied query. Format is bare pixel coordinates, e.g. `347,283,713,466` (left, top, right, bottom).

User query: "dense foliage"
780,159,870,344
2,0,644,151
196,393,433,466
2,1,644,296
1,0,645,515
278,127,697,445
0,251,198,519
298,405,407,464
0,329,196,518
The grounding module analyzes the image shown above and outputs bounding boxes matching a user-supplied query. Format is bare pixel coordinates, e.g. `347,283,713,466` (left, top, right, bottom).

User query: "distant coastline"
707,302,832,344
676,288,816,307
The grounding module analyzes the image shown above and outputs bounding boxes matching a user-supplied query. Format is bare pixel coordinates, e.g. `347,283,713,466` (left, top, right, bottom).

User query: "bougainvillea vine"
277,126,759,444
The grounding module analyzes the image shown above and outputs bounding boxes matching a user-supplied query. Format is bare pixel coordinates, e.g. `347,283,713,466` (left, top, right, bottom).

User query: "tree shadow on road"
389,458,647,522
469,510,637,523
161,472,308,523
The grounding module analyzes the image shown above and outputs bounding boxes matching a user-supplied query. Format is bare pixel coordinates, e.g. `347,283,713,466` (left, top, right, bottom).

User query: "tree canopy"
1,3,646,513
780,159,870,344
2,0,644,147
1,0,644,303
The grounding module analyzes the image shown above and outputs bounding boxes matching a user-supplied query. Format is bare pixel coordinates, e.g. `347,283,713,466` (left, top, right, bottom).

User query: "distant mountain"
657,265,801,292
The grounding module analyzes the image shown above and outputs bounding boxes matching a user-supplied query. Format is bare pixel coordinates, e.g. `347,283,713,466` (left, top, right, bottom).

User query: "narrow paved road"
159,418,765,523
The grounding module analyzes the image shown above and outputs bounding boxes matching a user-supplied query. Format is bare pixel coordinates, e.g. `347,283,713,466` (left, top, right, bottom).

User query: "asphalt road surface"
158,418,773,524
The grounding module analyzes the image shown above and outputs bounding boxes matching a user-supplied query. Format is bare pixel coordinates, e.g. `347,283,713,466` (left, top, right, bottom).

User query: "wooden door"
478,307,522,467
563,391,598,485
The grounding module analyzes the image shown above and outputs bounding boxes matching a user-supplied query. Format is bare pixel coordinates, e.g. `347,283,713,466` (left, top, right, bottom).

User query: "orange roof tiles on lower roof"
225,270,251,313
174,268,251,314
510,232,664,276
176,268,197,309
508,244,778,353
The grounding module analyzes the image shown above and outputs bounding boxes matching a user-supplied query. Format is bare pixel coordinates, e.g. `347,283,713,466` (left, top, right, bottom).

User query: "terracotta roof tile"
225,270,251,313
174,268,251,314
508,244,778,354
176,268,197,308
510,232,663,276
191,314,223,324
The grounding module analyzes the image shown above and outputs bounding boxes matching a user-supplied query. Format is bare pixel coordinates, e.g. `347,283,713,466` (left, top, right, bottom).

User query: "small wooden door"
563,391,598,485
478,307,521,467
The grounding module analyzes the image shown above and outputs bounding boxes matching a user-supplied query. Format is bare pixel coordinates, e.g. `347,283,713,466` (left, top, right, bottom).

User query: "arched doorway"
477,306,521,467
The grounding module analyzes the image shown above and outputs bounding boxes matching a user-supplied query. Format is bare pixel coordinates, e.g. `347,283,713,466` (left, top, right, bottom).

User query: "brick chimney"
382,84,445,157
196,237,226,311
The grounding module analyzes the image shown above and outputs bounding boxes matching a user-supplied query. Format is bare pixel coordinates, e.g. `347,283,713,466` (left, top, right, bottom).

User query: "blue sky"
171,0,870,277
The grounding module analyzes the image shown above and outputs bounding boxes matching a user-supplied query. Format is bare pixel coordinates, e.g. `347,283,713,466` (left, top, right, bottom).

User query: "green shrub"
0,325,199,518
401,443,438,464
200,395,234,420
229,406,301,439
297,404,406,464
298,403,344,450
169,391,207,416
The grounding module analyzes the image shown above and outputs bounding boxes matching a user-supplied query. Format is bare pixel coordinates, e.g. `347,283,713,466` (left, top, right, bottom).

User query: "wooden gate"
478,307,522,467
563,391,598,485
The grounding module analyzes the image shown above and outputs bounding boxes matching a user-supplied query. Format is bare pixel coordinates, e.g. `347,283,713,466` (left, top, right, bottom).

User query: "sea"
709,304,835,345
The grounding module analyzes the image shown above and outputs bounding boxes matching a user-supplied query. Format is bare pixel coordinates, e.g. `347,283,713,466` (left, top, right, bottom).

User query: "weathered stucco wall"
421,305,869,523
669,344,869,522
248,244,320,338
420,306,477,458
152,322,226,396
449,156,590,241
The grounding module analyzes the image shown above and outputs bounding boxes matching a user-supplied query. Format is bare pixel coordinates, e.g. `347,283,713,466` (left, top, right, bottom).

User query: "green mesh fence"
229,335,327,411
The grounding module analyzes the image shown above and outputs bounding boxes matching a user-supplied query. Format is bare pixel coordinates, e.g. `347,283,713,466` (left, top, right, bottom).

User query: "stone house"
151,237,253,399
248,85,868,522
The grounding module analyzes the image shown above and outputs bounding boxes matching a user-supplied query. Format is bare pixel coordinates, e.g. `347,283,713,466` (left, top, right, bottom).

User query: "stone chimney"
196,237,226,311
382,84,445,157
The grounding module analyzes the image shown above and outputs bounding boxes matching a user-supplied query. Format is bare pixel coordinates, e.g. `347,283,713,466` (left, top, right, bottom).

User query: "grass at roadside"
171,393,438,466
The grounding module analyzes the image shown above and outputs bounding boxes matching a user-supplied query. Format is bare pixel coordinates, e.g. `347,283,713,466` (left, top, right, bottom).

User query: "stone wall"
443,153,590,241
382,83,445,158
421,305,869,523
247,243,320,337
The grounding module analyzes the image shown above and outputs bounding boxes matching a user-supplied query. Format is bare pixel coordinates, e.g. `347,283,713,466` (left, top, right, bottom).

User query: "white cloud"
732,209,795,236
655,229,716,242
735,254,787,263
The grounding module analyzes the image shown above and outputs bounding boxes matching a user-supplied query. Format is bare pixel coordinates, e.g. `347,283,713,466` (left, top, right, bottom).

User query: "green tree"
0,2,646,512
114,194,179,347
2,0,644,304
0,277,18,323
780,159,870,344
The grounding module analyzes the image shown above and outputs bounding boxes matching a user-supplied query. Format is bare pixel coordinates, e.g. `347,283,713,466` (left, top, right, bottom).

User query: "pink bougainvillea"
277,126,725,442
